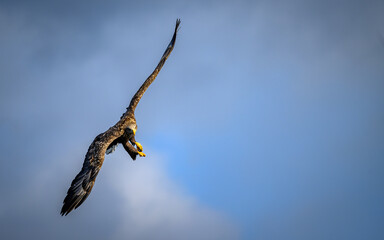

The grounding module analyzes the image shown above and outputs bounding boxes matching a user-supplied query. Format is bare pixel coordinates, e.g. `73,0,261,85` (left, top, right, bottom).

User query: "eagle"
61,19,180,216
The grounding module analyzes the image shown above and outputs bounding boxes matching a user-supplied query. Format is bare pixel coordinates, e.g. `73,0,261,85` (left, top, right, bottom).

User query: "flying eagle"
61,19,180,216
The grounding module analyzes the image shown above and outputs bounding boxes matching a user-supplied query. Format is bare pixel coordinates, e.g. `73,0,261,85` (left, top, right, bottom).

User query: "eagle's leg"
129,133,145,156
122,140,146,159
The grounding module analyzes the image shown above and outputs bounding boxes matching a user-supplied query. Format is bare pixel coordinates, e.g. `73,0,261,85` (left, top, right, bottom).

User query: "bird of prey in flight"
61,19,180,216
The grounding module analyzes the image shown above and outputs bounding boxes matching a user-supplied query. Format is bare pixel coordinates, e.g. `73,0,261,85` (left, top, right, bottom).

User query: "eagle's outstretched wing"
60,134,106,216
127,19,180,112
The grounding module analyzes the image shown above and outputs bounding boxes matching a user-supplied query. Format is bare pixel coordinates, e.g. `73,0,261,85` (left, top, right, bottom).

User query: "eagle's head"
127,122,137,135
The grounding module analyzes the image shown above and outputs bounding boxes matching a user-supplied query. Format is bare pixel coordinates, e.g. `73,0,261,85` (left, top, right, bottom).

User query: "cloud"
106,150,239,240
0,148,238,240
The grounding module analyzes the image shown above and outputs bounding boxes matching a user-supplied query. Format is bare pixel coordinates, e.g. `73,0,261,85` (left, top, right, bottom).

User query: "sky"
0,0,384,239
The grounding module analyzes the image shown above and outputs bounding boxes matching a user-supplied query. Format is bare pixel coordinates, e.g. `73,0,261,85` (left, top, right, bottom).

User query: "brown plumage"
60,19,180,216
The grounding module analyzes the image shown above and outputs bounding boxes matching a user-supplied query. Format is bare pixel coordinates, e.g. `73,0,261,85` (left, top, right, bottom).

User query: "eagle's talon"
138,152,146,157
135,142,143,152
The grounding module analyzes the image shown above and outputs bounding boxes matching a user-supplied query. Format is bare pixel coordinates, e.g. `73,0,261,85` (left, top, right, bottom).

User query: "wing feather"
106,138,119,154
60,136,105,216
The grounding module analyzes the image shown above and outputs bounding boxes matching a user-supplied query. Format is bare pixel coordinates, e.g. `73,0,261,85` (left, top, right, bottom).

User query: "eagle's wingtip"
60,205,69,216
176,19,181,30
60,210,66,216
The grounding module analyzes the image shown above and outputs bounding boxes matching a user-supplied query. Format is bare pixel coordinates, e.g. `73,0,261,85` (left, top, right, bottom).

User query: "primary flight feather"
61,19,180,216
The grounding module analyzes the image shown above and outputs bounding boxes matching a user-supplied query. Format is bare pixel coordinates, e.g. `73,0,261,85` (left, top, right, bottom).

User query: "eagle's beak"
133,129,136,135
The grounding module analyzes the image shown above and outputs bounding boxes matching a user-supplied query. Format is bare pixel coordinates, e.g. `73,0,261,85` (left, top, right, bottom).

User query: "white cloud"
106,150,239,240
0,148,238,240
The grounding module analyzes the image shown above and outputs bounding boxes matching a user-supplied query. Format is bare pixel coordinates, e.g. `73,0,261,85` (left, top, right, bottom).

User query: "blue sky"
1,0,384,239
